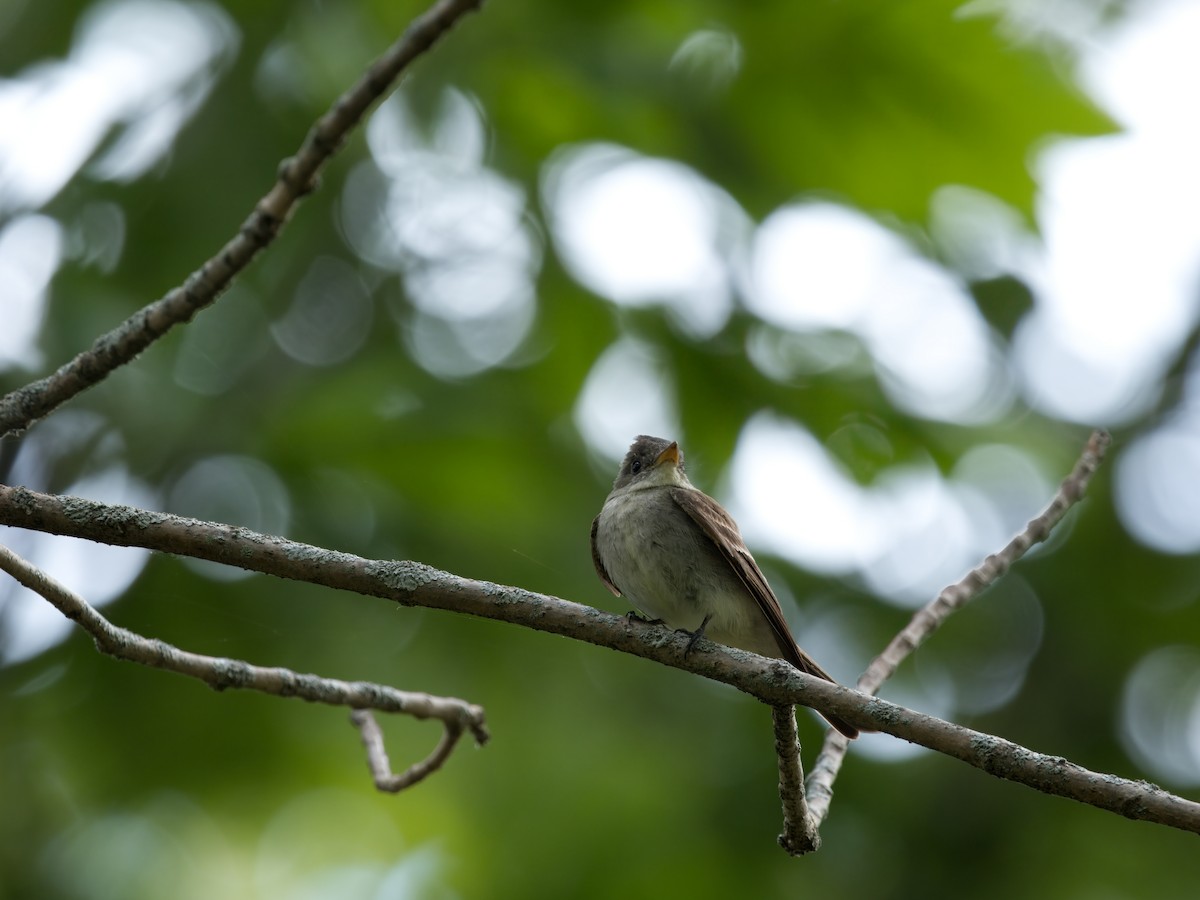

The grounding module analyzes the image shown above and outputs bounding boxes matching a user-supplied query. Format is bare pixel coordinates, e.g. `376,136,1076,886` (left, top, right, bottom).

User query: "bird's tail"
788,647,860,740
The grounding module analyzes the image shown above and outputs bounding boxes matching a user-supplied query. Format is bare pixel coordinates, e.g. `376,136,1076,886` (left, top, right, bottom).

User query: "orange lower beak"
655,441,681,468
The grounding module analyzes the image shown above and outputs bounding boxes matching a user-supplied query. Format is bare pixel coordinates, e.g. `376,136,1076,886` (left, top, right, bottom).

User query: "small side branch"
804,429,1112,827
0,541,488,792
353,708,472,793
772,704,819,855
0,0,485,438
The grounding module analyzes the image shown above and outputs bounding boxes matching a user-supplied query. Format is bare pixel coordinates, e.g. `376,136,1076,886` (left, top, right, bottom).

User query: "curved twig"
352,708,473,793
0,541,489,792
0,0,485,438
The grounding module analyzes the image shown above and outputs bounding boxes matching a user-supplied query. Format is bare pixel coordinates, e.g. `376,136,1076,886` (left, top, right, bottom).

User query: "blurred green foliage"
2,1,1198,899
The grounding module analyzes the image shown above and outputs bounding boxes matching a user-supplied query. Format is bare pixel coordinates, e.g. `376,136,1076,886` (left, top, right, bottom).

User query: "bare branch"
352,708,471,793
805,429,1112,826
1,474,1197,837
0,541,489,792
0,0,485,438
804,730,850,819
772,705,819,855
861,429,1112,694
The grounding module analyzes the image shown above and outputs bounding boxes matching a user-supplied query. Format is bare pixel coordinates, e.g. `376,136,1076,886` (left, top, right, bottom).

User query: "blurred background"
2,0,1199,896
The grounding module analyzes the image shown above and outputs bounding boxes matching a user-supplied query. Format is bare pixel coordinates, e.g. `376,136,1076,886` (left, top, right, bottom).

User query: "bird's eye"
631,459,642,474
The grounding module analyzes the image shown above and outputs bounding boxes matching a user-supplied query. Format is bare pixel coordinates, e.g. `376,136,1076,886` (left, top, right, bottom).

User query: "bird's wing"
667,486,832,681
590,514,621,596
669,486,860,739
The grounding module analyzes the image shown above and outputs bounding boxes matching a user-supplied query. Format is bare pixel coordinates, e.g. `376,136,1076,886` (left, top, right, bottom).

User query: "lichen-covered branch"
773,705,820,855
0,541,488,793
1,475,1197,837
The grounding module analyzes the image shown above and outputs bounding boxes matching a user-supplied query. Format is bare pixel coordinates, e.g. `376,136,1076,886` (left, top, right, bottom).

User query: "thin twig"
352,708,468,792
0,541,489,792
861,429,1112,693
804,429,1112,826
772,705,820,855
2,469,1197,837
0,0,485,438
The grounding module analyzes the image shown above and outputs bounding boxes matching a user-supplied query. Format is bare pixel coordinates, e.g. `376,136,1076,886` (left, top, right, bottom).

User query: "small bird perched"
591,435,858,739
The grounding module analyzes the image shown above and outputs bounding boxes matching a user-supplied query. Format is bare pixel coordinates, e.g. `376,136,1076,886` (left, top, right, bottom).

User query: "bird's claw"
679,614,713,659
625,610,665,627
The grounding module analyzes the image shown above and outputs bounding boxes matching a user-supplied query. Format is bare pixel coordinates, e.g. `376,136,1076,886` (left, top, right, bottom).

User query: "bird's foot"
678,614,713,659
625,610,665,627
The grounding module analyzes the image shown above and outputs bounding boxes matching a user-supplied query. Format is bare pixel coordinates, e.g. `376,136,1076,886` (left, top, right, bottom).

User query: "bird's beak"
654,442,681,468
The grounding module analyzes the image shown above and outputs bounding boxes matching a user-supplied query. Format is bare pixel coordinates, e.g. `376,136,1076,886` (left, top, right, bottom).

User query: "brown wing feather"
590,515,621,596
668,486,859,739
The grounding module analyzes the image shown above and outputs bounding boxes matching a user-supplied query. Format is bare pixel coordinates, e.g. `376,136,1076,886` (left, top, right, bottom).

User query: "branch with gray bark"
0,479,1197,838
0,0,484,438
800,428,1113,831
773,704,821,855
0,542,488,792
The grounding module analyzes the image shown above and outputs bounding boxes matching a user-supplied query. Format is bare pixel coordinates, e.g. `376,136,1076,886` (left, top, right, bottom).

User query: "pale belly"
594,487,782,659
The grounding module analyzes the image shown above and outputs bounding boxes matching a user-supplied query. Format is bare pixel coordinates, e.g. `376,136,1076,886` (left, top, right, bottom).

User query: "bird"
590,434,858,739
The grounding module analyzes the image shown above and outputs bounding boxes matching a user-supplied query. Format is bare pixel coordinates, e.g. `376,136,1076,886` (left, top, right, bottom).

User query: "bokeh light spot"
1120,646,1200,786
344,89,540,378
0,0,236,212
1115,425,1200,554
575,338,681,464
174,284,271,395
542,143,743,338
747,201,1007,423
271,257,373,368
668,27,743,93
0,213,62,371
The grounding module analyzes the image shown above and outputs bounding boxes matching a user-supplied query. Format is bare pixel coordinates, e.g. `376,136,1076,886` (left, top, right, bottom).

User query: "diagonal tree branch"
803,429,1112,827
860,429,1112,694
1,475,1197,837
0,0,485,439
0,541,489,792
